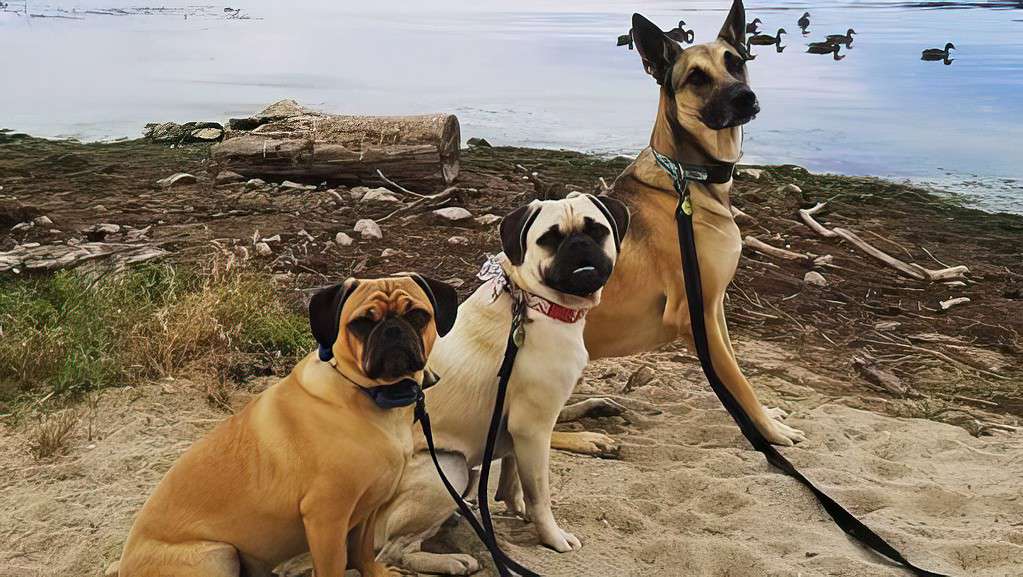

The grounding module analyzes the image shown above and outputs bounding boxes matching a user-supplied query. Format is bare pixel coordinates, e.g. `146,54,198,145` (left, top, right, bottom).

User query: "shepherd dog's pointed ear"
632,13,683,87
309,278,359,362
408,274,459,337
500,202,542,266
717,0,747,50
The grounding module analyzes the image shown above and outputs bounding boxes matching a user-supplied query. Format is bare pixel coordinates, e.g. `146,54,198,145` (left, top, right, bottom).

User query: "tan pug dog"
114,275,458,577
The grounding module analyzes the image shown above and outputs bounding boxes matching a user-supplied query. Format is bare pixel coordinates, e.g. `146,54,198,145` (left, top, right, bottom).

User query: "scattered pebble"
467,137,492,148
354,219,383,240
737,167,763,180
156,172,197,188
244,178,267,190
803,271,827,286
474,213,502,226
33,215,53,226
381,248,399,258
360,187,402,204
190,127,224,141
448,236,470,246
335,232,354,246
348,186,369,201
215,170,245,185
11,222,33,232
432,207,472,222
254,242,272,256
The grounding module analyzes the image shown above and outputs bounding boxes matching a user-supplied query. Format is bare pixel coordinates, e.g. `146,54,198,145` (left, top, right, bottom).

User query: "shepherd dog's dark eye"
347,316,376,339
688,68,711,87
405,309,432,330
536,226,565,250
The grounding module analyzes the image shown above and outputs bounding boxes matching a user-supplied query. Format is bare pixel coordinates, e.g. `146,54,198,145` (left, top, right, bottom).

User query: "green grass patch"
0,262,312,405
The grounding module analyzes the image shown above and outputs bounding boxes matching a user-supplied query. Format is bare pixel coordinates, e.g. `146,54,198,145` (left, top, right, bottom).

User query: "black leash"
656,150,950,577
416,312,541,577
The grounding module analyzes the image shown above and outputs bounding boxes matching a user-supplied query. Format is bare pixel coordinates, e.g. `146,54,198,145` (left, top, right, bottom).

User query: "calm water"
1,1,1021,212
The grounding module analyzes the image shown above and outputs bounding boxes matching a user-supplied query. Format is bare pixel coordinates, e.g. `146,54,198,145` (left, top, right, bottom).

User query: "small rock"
88,223,122,236
190,127,224,141
261,234,282,243
803,271,827,286
334,232,354,246
623,365,658,393
432,207,472,222
215,170,245,185
474,213,502,226
245,178,267,190
298,229,316,242
467,137,492,148
381,248,399,258
736,167,763,180
448,236,470,246
11,222,33,232
445,277,465,288
254,242,273,257
360,187,402,204
348,186,370,201
33,215,53,226
157,172,198,188
354,219,383,240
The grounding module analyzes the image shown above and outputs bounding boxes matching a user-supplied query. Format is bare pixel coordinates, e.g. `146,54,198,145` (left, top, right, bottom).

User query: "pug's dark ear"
586,195,631,252
409,274,459,337
309,278,359,362
500,203,541,266
717,0,746,50
632,13,683,87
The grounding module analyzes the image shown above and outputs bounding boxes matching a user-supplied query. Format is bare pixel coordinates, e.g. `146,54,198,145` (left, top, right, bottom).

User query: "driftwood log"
212,100,460,187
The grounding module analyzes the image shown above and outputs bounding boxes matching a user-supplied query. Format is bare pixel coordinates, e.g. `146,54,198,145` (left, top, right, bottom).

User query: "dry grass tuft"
27,408,79,460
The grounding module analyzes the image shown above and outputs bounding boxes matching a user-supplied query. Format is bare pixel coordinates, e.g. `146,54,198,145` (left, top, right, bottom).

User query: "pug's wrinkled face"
500,193,630,308
309,275,458,387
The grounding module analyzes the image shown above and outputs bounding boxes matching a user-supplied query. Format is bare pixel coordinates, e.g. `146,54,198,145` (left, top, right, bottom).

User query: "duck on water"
827,28,856,47
922,42,955,60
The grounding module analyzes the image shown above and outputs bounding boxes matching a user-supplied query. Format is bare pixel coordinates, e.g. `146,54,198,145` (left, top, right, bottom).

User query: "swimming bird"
922,42,955,61
665,20,695,44
746,18,762,35
748,28,786,46
807,41,836,54
826,28,856,47
798,12,811,34
808,42,844,60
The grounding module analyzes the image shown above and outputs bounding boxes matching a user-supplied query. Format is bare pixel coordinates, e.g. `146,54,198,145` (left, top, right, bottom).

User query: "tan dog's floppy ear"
586,195,631,253
632,13,683,87
309,278,359,361
500,203,541,266
408,274,459,337
717,0,747,50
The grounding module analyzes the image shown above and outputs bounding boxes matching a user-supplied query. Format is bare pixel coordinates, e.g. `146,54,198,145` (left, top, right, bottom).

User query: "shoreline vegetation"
0,129,1021,576
1,129,1020,427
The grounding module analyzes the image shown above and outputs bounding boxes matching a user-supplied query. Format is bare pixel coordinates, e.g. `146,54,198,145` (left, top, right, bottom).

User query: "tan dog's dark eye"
687,68,711,88
347,316,376,340
405,309,432,330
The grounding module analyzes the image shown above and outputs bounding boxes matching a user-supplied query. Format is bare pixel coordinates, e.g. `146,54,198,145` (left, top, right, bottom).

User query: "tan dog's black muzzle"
362,316,427,381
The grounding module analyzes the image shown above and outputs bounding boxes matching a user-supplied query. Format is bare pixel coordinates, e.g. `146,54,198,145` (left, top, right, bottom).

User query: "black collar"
326,359,439,411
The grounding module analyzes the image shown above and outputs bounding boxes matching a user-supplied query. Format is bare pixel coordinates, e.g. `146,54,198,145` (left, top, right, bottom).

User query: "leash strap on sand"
416,391,540,577
658,150,950,577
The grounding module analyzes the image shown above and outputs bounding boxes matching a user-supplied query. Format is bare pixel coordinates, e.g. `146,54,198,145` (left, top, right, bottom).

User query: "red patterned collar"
478,254,589,324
